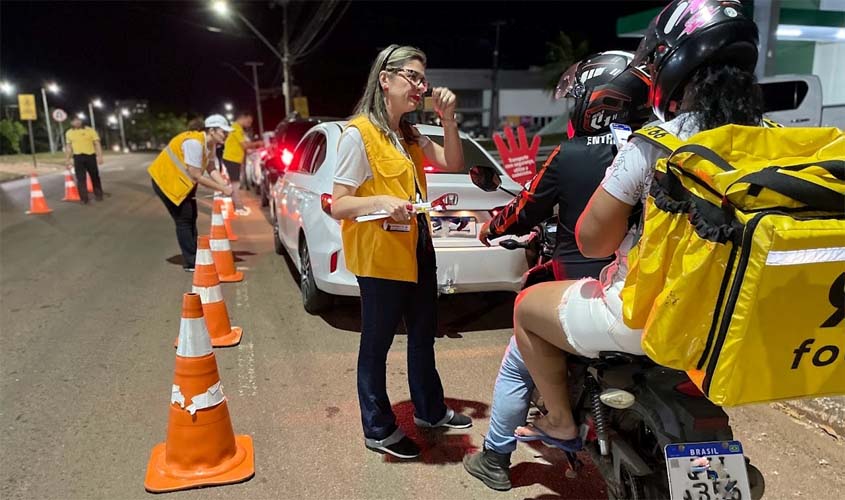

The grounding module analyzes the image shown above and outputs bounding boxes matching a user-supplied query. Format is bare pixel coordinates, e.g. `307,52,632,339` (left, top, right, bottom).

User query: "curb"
780,397,845,438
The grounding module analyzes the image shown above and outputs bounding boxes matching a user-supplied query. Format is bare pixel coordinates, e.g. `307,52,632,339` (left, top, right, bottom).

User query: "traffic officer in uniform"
65,117,104,204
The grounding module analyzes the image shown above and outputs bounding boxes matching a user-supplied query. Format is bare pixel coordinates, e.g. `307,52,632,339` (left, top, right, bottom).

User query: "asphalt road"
0,154,842,499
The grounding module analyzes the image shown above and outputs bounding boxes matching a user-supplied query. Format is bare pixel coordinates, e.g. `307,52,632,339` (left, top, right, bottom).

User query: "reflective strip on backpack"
766,247,845,266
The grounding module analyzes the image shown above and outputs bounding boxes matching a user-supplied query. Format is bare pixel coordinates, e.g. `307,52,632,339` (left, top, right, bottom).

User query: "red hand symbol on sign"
492,125,540,186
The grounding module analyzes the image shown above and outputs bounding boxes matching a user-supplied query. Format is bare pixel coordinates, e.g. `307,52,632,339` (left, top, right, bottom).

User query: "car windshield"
422,136,499,174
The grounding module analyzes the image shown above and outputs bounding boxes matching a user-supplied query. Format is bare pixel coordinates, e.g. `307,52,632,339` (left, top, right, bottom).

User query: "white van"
759,74,845,129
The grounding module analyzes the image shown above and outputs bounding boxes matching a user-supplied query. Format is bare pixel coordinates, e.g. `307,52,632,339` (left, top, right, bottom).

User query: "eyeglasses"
389,67,430,91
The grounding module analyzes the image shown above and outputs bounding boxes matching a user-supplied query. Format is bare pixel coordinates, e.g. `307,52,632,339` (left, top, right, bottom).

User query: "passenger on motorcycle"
511,0,764,449
464,51,651,491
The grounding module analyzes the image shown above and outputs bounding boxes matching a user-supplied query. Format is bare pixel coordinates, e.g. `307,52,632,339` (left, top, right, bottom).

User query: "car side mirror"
469,165,502,193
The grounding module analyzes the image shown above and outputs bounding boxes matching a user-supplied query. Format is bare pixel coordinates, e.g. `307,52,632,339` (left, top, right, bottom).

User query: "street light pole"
88,102,97,131
40,88,56,153
489,21,505,138
245,61,265,136
281,0,291,116
118,110,128,152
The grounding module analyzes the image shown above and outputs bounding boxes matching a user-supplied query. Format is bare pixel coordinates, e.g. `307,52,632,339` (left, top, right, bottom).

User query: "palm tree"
543,32,590,93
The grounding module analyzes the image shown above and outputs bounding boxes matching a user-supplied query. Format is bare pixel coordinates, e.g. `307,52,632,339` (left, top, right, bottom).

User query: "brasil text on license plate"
665,441,751,500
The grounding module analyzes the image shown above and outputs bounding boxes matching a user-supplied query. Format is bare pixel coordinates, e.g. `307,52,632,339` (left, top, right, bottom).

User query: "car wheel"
299,236,332,314
273,220,284,255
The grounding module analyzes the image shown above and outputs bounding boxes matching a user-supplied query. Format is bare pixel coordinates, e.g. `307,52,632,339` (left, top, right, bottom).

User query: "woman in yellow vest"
330,44,470,459
148,115,233,271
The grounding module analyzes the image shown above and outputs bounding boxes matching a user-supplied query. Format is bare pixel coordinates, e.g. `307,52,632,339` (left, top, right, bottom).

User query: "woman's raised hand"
432,87,457,122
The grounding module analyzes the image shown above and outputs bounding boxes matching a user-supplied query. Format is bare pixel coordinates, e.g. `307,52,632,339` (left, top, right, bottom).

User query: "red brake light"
320,193,333,216
675,380,705,398
330,251,339,273
281,148,294,167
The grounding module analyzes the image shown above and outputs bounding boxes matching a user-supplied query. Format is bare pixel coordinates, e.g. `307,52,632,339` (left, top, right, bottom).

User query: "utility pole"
489,21,506,138
282,0,291,117
245,61,265,136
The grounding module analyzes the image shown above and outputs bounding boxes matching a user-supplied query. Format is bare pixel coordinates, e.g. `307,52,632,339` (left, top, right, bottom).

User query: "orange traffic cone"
225,196,238,220
86,172,94,193
25,174,53,215
62,169,81,202
145,293,254,492
216,197,239,241
210,201,243,282
191,235,242,346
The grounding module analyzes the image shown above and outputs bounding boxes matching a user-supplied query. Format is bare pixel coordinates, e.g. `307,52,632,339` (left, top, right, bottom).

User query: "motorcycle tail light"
675,380,705,398
320,193,333,216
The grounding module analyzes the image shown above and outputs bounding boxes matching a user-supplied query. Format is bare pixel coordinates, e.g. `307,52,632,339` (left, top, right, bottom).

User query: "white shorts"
557,278,644,359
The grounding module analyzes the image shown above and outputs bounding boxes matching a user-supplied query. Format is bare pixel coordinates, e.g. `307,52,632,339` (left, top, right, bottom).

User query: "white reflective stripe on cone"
30,177,37,185
196,249,214,265
171,384,186,407
192,284,223,303
186,381,225,415
209,238,231,251
211,214,224,225
31,190,44,197
176,317,213,357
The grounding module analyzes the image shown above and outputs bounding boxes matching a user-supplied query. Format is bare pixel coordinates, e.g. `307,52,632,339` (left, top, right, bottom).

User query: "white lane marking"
237,340,257,397
235,280,256,397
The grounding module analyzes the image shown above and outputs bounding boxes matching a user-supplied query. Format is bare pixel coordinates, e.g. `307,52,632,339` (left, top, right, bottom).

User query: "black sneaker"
366,435,420,459
415,409,473,429
183,267,195,273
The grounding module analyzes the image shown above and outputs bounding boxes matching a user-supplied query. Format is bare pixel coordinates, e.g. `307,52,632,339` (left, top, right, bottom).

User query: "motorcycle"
470,165,765,500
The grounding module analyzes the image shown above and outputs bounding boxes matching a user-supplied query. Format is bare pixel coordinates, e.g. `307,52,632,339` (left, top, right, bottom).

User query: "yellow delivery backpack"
620,123,845,406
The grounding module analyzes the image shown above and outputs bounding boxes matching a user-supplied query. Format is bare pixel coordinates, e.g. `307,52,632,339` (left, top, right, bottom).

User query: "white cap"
204,114,233,132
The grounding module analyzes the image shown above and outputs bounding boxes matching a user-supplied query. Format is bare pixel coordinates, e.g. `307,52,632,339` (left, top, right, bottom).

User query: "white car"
271,122,528,313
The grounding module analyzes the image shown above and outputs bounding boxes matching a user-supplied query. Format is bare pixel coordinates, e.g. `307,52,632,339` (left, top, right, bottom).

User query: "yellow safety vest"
341,116,429,283
148,131,208,205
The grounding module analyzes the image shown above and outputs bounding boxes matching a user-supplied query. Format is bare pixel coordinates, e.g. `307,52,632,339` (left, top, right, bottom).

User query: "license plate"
431,216,476,238
665,441,751,500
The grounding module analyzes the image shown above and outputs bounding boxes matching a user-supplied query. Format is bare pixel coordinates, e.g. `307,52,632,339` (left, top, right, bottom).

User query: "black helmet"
633,0,759,121
555,51,652,136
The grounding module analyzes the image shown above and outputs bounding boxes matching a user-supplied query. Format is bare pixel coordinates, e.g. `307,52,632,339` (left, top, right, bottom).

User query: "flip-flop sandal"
515,424,583,452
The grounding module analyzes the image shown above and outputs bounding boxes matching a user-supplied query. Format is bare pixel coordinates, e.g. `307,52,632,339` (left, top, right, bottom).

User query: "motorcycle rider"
464,51,651,491
511,0,765,449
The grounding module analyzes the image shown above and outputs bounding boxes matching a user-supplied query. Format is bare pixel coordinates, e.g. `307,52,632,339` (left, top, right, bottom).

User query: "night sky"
1,0,664,128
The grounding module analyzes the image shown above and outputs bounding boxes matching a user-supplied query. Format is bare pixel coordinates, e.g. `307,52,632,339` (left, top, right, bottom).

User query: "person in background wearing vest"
509,0,764,452
148,114,233,272
330,44,471,459
222,110,263,216
65,117,104,204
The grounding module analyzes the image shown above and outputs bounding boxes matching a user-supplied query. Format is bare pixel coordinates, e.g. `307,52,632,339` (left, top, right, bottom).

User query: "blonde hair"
352,44,427,144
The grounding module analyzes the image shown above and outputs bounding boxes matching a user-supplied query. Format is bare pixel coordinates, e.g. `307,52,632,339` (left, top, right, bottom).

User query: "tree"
0,119,27,155
542,32,590,93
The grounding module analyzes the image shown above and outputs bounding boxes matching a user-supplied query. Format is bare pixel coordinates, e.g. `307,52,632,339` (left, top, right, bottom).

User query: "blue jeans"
356,237,448,442
485,336,535,454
